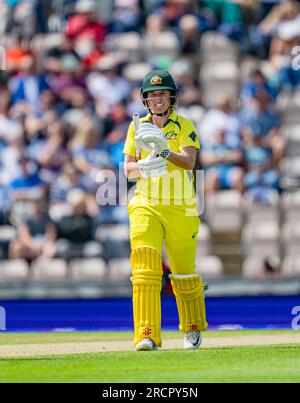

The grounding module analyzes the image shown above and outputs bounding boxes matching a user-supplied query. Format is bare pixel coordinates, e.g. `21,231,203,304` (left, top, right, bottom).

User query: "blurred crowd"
0,0,300,262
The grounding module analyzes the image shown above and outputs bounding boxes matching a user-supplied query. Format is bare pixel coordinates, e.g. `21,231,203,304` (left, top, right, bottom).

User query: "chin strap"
151,110,170,117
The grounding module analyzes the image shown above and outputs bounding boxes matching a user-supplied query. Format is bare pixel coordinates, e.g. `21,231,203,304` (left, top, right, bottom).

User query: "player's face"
144,90,172,115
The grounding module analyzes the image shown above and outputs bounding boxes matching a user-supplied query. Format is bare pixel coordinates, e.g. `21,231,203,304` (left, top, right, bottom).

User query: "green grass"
0,330,300,383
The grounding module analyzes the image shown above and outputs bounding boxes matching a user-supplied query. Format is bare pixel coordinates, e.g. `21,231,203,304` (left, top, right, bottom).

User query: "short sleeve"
179,118,200,151
123,121,136,157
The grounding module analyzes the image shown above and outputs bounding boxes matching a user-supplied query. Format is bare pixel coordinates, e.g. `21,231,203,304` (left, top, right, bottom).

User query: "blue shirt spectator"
8,159,46,202
200,129,244,193
10,57,49,112
244,134,280,194
241,69,277,106
49,163,89,203
240,89,280,142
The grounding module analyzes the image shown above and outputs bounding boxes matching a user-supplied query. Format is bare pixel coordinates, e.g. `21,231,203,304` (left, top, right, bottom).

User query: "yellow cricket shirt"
123,110,200,206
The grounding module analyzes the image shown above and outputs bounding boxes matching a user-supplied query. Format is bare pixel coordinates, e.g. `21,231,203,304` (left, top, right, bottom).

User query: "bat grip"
133,113,141,160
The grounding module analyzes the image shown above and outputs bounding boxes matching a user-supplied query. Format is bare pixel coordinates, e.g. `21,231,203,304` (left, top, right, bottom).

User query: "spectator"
50,162,99,217
55,188,102,260
172,59,204,129
5,34,32,73
200,96,242,149
9,196,56,260
8,154,45,199
65,0,107,58
126,86,148,117
240,88,286,167
44,37,81,74
70,113,113,191
50,162,85,203
0,185,10,224
260,0,300,89
145,12,166,36
201,0,247,41
0,127,27,186
160,0,195,30
241,69,277,106
101,102,130,168
46,54,87,101
0,89,19,149
243,132,281,202
86,63,131,108
39,90,62,117
200,128,244,194
10,55,49,113
178,13,200,54
2,0,36,37
28,119,70,183
109,0,143,33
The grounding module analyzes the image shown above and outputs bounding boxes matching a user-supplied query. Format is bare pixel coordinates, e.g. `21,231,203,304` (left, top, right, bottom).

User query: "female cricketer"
123,70,207,351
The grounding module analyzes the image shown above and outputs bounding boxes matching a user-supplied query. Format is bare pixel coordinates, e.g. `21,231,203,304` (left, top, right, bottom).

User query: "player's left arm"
166,118,200,170
166,147,197,170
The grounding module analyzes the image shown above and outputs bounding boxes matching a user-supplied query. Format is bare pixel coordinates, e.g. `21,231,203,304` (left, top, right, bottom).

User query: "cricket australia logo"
166,130,177,140
150,75,163,85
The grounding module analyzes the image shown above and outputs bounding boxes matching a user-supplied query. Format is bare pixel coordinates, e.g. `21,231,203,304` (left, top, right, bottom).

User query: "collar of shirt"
142,110,179,126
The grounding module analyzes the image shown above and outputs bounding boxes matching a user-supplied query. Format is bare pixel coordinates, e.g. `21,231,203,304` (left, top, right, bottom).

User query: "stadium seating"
144,31,180,62
107,258,131,279
196,223,212,257
280,125,300,157
205,191,243,233
0,226,17,243
70,258,107,280
281,157,300,189
96,224,129,241
200,32,239,63
195,256,224,279
200,61,239,83
0,259,29,282
31,259,68,281
281,191,300,223
282,222,300,257
242,255,281,279
31,33,64,52
123,62,151,83
96,224,130,259
281,256,300,277
239,56,261,83
277,90,300,125
104,32,142,62
202,80,240,108
49,204,72,222
242,222,280,259
243,192,280,224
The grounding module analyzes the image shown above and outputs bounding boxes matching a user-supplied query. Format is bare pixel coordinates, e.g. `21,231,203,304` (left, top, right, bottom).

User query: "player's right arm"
124,154,142,179
123,121,142,179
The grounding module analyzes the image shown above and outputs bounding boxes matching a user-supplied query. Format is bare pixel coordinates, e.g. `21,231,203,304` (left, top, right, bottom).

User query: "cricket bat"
133,112,141,160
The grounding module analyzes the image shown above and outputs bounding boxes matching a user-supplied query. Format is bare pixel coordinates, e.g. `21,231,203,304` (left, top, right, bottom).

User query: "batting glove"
135,123,169,156
137,151,168,178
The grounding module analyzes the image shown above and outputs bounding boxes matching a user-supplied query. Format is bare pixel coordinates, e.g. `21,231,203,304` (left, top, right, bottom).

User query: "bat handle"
133,113,141,160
